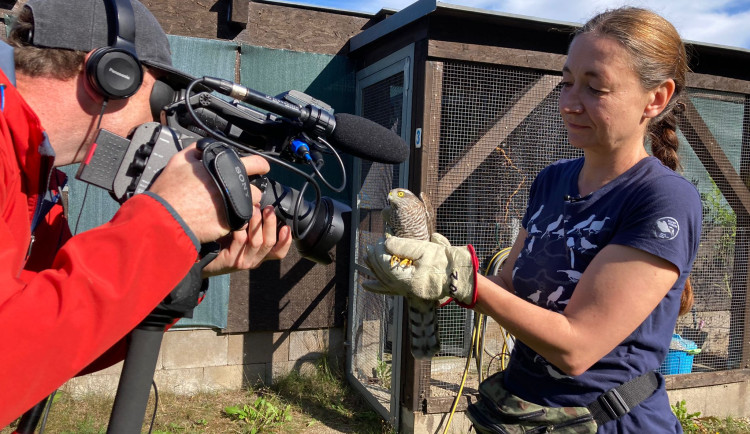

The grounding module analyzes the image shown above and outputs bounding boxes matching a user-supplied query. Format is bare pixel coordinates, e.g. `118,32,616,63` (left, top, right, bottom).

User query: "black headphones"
84,0,143,99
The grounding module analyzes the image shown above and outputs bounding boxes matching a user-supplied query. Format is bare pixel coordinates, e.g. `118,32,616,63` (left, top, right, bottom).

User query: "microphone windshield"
331,113,409,164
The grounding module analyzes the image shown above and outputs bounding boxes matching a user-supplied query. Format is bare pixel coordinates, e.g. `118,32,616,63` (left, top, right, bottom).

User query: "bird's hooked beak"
386,191,393,205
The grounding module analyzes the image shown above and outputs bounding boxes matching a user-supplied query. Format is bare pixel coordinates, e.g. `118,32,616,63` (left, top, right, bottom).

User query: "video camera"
68,76,411,434
76,77,366,264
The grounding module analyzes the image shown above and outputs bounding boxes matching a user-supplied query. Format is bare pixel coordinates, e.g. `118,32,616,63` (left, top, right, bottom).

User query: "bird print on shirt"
584,217,610,235
516,204,615,312
542,215,563,238
546,286,564,307
570,214,596,233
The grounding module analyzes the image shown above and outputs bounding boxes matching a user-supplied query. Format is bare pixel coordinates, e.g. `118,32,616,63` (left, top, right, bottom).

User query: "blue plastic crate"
659,334,700,375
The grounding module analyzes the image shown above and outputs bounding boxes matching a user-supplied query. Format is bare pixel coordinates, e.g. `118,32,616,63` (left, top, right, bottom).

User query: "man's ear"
80,50,106,104
644,78,676,119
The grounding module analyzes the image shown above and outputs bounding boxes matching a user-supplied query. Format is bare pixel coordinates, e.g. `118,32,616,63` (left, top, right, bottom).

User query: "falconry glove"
363,233,479,308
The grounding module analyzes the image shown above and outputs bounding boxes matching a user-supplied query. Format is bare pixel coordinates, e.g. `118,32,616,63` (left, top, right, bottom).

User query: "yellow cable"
443,311,481,434
442,248,510,434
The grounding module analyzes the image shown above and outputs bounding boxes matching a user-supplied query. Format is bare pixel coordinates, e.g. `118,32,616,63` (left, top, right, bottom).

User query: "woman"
364,7,701,433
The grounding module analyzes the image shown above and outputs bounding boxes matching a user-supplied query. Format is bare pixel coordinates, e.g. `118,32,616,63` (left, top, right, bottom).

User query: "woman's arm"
475,228,679,376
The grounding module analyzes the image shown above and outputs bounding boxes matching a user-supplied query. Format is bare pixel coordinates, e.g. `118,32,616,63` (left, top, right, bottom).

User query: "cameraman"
0,0,292,426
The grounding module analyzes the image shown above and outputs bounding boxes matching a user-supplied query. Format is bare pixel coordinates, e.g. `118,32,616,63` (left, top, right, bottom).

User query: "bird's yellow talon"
390,256,401,268
390,256,413,268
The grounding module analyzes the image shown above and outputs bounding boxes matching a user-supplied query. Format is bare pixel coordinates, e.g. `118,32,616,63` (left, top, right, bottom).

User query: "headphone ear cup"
85,46,143,99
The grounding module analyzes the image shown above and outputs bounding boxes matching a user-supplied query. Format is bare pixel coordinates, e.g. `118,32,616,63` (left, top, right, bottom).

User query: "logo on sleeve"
654,217,679,240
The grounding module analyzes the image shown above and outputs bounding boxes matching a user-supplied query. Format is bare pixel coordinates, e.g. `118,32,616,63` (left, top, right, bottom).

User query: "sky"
293,0,750,50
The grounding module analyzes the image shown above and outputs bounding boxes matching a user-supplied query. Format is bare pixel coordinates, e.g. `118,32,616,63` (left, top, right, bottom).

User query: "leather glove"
363,233,479,308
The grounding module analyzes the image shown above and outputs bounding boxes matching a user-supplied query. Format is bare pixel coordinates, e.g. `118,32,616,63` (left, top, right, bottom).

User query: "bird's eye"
398,191,405,197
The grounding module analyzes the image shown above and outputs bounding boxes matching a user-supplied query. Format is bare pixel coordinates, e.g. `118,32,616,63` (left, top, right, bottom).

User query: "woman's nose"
560,91,583,114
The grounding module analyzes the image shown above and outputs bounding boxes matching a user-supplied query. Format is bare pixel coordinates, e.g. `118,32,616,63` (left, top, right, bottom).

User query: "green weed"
224,394,292,433
673,399,702,432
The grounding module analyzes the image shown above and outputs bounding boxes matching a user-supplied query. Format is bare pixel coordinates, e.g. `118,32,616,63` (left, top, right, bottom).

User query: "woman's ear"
644,78,676,119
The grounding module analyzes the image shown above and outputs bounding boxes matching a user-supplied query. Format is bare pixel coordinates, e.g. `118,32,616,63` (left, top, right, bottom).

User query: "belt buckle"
598,388,630,420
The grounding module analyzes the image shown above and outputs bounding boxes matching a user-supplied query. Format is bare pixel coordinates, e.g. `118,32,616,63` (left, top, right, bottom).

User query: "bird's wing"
381,204,393,236
420,191,436,236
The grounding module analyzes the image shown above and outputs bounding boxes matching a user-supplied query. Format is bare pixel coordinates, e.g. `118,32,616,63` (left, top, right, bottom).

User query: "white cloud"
475,0,750,49
308,0,750,49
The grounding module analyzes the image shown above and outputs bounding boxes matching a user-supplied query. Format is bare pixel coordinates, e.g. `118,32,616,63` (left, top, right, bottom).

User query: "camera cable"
73,99,108,235
184,78,337,241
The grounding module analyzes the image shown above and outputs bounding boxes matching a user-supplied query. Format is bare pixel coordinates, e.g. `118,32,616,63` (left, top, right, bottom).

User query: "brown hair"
577,7,694,315
7,6,86,79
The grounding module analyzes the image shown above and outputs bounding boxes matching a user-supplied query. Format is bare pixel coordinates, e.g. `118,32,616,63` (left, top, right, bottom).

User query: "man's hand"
148,144,270,243
363,233,479,307
202,204,292,277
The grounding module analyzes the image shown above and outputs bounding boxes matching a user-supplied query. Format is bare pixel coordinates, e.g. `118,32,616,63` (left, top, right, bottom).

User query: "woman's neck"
578,146,649,196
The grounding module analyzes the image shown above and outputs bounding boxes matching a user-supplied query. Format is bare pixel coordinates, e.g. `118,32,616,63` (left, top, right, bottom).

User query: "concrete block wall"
667,382,750,419
63,327,345,397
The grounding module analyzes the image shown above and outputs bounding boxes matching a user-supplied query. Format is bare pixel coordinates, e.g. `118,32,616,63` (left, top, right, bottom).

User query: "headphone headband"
107,0,137,54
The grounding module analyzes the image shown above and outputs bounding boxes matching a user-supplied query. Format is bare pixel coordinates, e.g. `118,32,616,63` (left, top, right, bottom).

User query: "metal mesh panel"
669,89,749,374
350,73,405,415
423,61,576,399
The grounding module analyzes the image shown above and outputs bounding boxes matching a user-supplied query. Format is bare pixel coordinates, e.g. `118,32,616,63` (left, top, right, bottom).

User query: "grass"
5,367,747,433
685,416,750,434
271,357,393,433
673,399,750,434
2,356,393,434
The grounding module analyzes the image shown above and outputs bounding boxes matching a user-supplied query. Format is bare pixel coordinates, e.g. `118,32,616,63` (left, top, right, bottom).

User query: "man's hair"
8,6,87,79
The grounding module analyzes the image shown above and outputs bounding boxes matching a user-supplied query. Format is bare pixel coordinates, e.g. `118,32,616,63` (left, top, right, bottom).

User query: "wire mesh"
351,55,749,412
420,61,750,400
420,61,576,399
350,73,405,415
668,89,749,374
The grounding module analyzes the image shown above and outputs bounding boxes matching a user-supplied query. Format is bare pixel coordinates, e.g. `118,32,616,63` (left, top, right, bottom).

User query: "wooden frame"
412,46,750,415
346,0,750,416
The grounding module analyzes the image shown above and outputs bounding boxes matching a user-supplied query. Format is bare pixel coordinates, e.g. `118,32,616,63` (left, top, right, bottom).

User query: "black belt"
587,371,659,426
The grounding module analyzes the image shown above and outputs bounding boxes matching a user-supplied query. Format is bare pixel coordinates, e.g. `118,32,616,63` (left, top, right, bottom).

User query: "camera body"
76,82,350,264
77,122,183,200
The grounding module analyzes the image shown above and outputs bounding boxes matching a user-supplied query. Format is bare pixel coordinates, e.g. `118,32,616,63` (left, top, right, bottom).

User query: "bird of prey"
383,188,440,359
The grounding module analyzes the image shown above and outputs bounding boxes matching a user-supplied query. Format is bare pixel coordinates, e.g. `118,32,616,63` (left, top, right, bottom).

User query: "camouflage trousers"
466,372,597,434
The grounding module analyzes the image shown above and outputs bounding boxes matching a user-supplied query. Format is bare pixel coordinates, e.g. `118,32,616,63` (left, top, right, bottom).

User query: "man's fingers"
240,155,269,204
261,206,278,248
260,206,292,261
268,225,292,260
241,155,270,177
245,204,267,252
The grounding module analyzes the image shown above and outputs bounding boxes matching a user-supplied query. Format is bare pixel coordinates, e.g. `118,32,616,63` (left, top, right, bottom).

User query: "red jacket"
0,70,199,426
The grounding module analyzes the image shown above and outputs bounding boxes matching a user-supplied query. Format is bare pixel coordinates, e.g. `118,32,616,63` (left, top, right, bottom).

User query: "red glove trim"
454,244,479,309
439,297,454,308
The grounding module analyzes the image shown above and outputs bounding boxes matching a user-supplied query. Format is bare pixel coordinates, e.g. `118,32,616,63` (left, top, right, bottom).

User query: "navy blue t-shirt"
503,157,701,433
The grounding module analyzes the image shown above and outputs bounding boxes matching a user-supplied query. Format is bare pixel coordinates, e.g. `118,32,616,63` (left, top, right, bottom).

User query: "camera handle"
107,243,218,434
197,138,254,231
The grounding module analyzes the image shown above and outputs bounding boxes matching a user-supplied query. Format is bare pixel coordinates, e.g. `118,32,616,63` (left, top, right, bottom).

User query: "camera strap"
197,138,254,231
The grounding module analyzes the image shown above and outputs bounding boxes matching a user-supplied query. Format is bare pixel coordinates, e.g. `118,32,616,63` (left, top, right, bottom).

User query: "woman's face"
559,33,654,154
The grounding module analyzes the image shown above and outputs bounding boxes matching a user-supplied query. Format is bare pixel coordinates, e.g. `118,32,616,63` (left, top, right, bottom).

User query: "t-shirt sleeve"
610,174,702,274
